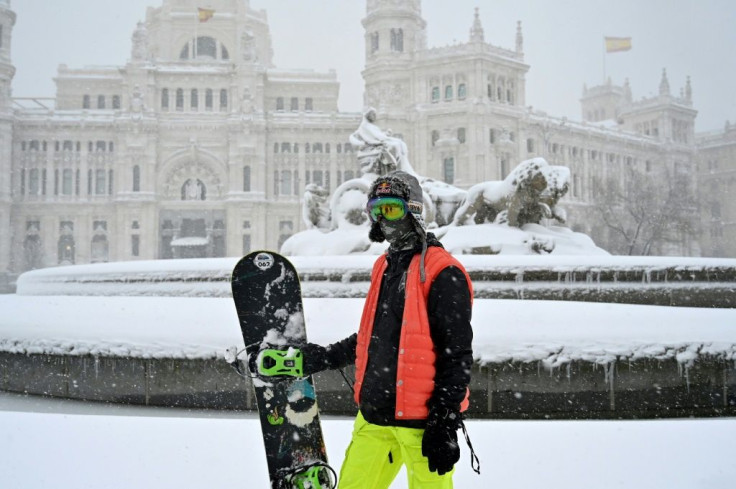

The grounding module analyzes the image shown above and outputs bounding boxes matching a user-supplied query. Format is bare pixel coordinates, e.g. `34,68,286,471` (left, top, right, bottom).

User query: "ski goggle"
366,197,409,222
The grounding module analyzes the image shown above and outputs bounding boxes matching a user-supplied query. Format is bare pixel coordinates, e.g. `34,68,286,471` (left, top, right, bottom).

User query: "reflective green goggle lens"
367,197,408,222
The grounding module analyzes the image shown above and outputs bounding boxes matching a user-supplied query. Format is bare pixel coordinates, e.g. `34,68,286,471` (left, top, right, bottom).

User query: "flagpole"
602,37,607,83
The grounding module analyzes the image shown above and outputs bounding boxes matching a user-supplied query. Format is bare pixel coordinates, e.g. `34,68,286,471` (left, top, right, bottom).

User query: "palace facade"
0,0,731,287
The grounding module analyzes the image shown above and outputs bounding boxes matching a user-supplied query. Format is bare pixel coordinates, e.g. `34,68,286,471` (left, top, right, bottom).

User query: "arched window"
191,89,199,109
196,36,217,58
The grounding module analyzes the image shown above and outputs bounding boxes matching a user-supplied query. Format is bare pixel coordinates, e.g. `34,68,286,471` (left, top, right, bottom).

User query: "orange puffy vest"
354,246,473,420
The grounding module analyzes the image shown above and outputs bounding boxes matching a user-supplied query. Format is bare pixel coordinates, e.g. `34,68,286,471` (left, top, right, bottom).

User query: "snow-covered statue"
131,22,149,62
453,158,569,228
302,184,331,231
349,107,415,176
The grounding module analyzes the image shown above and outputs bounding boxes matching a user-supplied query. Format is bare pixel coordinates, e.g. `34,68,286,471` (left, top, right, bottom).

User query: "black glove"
422,406,461,476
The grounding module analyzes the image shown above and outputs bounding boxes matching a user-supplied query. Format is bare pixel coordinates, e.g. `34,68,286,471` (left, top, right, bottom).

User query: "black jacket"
307,235,473,428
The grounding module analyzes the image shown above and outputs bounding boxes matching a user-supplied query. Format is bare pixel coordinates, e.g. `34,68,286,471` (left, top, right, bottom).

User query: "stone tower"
362,0,426,119
0,0,15,282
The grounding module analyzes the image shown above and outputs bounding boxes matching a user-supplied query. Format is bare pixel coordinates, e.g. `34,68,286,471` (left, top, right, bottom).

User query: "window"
176,89,184,110
281,142,291,153
489,129,496,144
132,235,140,257
83,95,91,109
305,98,313,111
63,140,73,151
313,170,323,187
191,89,199,109
370,32,379,54
29,169,40,195
390,28,404,52
112,95,121,109
527,138,535,153
97,95,105,109
161,89,169,110
290,97,298,111
325,143,331,154
108,170,114,195
458,83,467,99
242,234,252,255
443,157,455,184
133,165,141,192
457,128,466,144
243,166,251,192
95,169,106,195
281,170,292,196
220,89,228,109
205,89,213,110
278,221,294,249
196,36,217,59
221,45,229,60
276,97,284,111
431,86,440,103
431,130,439,146
62,169,73,195
445,85,453,100
313,143,323,153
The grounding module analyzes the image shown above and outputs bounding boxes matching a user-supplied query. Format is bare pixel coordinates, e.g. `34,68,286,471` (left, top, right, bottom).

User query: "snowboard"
230,251,334,489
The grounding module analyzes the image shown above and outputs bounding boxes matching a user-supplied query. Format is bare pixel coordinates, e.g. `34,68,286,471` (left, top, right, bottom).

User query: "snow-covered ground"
1,295,736,364
1,392,734,489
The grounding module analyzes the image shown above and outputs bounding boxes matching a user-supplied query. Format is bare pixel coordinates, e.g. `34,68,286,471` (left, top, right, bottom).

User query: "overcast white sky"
9,0,736,132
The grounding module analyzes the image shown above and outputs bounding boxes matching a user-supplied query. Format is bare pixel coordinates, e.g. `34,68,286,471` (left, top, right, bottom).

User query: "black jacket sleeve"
426,266,473,411
302,333,357,374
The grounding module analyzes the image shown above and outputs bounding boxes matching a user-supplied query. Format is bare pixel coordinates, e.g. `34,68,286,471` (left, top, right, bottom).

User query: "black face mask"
379,215,419,250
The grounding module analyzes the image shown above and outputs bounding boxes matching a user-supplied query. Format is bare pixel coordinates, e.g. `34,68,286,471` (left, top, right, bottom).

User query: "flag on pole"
198,8,215,22
605,36,632,53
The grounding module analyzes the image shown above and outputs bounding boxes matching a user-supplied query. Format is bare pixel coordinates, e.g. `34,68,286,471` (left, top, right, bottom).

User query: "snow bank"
1,400,735,489
1,295,734,366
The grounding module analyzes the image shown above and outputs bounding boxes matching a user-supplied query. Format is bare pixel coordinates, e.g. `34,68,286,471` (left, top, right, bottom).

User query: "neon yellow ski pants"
338,412,454,489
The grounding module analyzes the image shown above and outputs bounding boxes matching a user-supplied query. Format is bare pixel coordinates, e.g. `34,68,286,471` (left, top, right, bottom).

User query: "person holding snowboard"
254,171,476,489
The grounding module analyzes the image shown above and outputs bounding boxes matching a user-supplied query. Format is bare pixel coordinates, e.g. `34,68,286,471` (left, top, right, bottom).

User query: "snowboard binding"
277,461,337,489
257,347,304,378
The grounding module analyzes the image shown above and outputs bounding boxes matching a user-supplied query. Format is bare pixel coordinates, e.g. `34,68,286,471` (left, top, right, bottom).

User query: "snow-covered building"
696,122,736,257
0,0,721,285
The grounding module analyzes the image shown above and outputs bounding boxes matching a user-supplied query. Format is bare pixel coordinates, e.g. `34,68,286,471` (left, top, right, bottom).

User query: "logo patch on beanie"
375,182,393,195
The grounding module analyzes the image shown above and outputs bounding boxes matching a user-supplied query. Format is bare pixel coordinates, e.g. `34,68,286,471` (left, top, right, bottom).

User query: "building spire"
516,21,524,54
659,68,670,96
469,7,484,43
684,75,692,103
